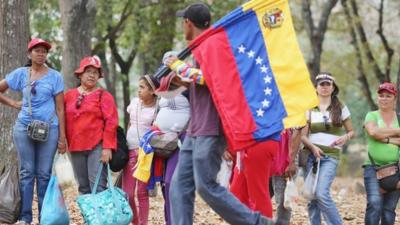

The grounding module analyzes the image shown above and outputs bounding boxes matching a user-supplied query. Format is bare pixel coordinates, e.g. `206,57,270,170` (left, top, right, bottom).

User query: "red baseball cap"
378,82,397,96
28,38,51,51
74,56,103,77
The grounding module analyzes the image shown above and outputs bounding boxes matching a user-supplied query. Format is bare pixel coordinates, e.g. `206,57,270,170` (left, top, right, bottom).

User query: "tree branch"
109,35,128,73
349,0,385,83
315,0,338,40
103,0,133,41
376,0,394,81
341,0,377,110
301,0,314,41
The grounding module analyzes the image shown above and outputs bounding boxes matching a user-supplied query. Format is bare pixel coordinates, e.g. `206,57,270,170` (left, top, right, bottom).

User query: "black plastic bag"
109,126,129,172
0,164,21,223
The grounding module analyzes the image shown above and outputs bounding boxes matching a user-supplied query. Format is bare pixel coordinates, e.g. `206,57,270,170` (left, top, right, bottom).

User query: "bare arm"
388,137,400,145
364,120,400,140
0,79,21,109
301,124,324,159
330,118,355,147
55,93,67,153
285,128,302,178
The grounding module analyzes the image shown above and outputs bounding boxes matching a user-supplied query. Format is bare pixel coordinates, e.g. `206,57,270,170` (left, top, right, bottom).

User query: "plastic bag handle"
312,159,321,194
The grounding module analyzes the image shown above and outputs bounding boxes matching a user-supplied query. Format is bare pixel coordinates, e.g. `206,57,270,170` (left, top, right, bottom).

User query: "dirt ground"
3,176,397,225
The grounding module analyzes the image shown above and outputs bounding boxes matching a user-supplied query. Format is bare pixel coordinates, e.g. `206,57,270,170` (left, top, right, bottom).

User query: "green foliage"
29,0,61,70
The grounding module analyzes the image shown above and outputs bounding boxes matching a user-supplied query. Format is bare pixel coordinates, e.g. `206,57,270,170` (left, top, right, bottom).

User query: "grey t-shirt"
187,82,221,136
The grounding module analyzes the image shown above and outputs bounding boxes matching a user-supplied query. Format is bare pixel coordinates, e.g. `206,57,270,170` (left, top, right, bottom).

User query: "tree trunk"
301,0,338,79
59,0,96,89
0,0,29,165
341,0,377,110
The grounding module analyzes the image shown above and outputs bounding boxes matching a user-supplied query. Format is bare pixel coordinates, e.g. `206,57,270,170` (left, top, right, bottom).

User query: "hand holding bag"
40,154,70,225
77,163,133,225
302,159,320,200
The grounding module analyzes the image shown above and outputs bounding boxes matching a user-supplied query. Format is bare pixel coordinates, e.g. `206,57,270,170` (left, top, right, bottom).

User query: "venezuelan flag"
189,0,318,150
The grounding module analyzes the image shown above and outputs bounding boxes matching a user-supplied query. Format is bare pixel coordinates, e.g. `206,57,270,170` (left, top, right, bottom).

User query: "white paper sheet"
309,132,342,150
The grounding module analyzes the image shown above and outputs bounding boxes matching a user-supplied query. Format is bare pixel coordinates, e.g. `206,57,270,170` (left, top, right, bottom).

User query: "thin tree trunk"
341,0,376,110
301,0,338,79
0,0,29,164
348,0,385,83
59,0,96,89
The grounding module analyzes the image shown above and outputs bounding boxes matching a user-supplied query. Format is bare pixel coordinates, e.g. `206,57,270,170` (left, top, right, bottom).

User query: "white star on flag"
247,50,255,58
256,108,265,117
261,65,268,73
238,45,246,53
256,57,263,65
264,76,272,84
264,87,272,95
262,99,270,108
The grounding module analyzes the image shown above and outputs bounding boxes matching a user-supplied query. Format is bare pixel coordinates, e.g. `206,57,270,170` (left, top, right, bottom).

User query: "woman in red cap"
363,82,400,225
64,56,118,195
0,38,65,225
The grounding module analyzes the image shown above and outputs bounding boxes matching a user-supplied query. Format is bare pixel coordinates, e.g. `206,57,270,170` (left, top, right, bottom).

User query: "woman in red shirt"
64,56,118,194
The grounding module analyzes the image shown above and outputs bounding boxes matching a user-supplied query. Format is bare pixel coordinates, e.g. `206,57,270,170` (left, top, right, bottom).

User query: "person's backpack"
109,126,129,172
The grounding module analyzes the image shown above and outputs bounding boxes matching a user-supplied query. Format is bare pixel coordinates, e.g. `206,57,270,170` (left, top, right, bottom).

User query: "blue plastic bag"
40,175,70,225
77,163,133,225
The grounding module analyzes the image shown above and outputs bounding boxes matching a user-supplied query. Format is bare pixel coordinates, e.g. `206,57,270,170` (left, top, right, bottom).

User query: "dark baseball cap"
176,2,211,29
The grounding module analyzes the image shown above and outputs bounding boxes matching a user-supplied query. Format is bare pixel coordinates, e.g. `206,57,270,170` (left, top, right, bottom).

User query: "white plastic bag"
54,154,76,187
302,159,320,200
284,179,299,210
217,159,233,188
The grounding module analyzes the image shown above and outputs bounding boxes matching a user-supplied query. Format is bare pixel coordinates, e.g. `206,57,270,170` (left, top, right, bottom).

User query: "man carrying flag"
166,2,275,225
165,0,318,224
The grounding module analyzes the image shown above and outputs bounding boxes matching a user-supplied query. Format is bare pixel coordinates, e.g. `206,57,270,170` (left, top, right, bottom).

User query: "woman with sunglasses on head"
64,56,118,195
301,72,354,225
0,38,65,225
363,83,400,225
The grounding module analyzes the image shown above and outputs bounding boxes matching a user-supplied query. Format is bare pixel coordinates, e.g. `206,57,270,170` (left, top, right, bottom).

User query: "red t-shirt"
64,88,118,151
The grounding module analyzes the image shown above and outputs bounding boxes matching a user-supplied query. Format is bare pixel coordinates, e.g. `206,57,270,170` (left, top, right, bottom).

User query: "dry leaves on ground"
2,177,400,225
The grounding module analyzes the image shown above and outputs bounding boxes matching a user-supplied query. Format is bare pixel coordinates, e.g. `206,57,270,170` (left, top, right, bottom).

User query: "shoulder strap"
368,152,377,166
26,68,32,117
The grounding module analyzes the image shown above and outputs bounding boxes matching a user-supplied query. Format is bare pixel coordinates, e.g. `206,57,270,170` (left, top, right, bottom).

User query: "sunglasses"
76,94,85,109
322,115,330,130
30,81,37,95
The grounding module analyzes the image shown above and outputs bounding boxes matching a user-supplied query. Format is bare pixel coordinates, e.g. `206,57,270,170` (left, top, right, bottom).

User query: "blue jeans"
170,136,266,225
364,165,400,225
306,155,342,225
13,122,59,223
